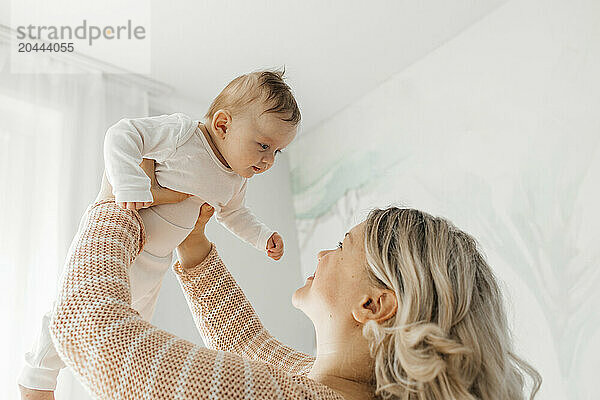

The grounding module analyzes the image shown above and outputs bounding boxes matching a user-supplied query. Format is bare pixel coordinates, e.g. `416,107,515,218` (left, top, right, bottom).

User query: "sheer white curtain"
0,40,149,399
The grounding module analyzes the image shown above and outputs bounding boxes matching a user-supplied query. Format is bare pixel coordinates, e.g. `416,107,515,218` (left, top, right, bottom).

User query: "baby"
18,70,300,394
104,71,299,261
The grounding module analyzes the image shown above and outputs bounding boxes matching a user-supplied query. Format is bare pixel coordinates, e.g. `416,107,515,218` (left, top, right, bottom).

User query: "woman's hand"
177,203,215,270
96,159,192,208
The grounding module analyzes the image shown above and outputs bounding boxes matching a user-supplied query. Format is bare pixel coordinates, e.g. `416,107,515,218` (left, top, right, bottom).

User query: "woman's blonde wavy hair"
362,207,542,399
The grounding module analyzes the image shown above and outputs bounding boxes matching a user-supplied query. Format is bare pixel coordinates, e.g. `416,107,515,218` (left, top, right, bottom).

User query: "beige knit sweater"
49,200,346,399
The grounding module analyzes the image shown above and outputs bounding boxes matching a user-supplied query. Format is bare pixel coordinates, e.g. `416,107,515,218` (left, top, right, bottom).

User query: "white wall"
288,0,600,399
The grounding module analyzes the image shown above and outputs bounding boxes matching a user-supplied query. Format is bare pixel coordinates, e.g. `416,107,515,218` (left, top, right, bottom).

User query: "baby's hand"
117,201,152,211
266,232,284,261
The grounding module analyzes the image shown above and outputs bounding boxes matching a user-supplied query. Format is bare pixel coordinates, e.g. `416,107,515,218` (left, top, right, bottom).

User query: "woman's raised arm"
173,203,315,376
48,201,339,399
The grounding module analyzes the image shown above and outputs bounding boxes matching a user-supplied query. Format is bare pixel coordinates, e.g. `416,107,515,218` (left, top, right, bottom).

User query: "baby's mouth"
252,166,260,172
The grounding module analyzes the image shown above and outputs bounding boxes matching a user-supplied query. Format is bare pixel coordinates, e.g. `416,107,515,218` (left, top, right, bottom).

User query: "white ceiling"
149,0,507,131
1,0,508,132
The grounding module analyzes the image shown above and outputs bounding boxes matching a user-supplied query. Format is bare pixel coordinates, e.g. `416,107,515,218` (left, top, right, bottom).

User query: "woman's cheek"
315,274,343,309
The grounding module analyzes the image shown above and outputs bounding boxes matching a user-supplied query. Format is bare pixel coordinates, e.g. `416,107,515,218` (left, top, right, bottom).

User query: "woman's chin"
291,285,309,310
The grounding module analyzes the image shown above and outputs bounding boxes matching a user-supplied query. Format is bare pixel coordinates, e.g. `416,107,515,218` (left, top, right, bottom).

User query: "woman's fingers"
139,158,191,206
117,202,148,210
197,203,215,224
179,204,214,251
140,158,157,184
188,204,214,234
177,205,213,268
154,187,192,205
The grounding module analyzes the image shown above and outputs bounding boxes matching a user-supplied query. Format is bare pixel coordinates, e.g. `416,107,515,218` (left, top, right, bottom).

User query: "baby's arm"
103,113,192,209
216,180,282,259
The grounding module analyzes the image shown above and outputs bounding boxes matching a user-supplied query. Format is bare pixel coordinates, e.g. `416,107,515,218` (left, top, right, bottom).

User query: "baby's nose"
262,153,275,164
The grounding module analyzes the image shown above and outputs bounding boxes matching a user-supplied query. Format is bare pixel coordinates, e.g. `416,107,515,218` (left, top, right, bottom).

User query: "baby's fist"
266,232,284,261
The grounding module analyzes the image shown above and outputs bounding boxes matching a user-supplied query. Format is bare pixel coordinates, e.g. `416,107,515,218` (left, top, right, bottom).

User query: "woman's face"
292,221,375,326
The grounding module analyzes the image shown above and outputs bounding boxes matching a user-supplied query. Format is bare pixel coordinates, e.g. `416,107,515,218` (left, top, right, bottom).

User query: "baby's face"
223,103,297,178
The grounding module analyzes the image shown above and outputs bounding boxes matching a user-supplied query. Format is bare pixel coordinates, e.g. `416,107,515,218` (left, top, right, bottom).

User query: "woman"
44,165,540,399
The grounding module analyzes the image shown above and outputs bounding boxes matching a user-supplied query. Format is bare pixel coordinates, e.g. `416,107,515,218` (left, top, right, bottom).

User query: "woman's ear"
212,109,232,140
352,290,397,324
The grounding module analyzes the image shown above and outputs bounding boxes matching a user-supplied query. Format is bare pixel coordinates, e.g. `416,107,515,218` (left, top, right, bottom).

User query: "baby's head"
204,69,300,178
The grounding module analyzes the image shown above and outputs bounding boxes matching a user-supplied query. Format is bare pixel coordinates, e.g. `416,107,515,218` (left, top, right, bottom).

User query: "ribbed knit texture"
49,200,345,399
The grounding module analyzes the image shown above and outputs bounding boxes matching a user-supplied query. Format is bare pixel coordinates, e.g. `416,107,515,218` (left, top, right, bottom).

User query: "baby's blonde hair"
362,207,542,399
205,68,301,125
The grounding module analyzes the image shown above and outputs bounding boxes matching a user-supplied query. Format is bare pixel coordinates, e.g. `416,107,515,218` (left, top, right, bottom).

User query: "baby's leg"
128,197,203,319
137,197,201,258
18,309,65,391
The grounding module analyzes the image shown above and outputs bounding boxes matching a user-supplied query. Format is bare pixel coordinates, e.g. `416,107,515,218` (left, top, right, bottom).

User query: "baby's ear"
212,110,232,139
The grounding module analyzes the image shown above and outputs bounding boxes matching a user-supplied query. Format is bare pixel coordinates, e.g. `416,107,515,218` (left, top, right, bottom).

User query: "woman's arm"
18,159,190,400
173,204,315,376
48,201,336,399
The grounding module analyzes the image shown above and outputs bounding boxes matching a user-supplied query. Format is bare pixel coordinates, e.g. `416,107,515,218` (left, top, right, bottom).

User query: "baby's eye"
259,143,269,150
275,149,282,156
337,241,343,249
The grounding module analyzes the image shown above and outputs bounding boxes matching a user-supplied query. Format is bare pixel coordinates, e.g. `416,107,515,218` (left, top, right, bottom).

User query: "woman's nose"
317,249,332,261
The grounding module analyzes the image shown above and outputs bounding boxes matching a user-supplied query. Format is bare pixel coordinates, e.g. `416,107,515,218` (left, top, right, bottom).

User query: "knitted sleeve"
173,246,316,376
48,201,342,400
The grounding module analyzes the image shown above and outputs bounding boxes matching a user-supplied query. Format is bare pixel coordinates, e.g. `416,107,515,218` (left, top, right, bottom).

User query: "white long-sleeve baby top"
104,112,274,251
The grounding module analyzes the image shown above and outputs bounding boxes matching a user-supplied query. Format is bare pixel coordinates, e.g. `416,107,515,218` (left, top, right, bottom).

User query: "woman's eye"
337,241,343,249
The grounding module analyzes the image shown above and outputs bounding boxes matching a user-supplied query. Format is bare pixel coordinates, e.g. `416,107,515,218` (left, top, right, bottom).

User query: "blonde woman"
40,165,540,400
